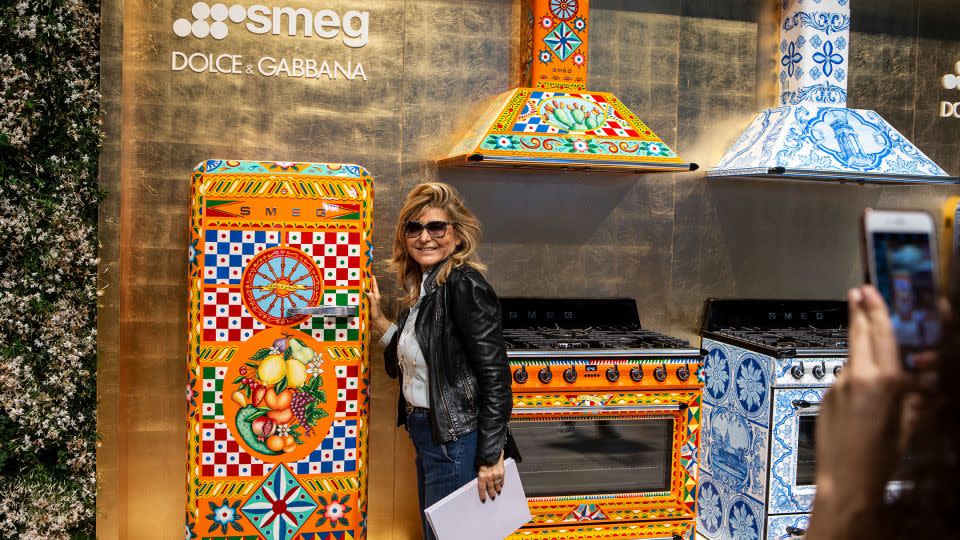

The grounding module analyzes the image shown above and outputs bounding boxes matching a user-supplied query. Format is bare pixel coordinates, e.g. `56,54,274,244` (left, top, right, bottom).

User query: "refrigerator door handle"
285,306,359,318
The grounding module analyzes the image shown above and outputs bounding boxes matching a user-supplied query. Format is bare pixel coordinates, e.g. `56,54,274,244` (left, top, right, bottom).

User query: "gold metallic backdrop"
97,0,960,538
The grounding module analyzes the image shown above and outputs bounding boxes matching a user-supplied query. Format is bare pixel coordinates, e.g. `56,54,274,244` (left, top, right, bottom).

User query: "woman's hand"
477,451,505,502
806,286,934,540
366,275,392,335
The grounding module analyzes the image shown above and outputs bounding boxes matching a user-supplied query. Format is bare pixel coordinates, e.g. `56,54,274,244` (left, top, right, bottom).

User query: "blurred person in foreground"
805,284,959,539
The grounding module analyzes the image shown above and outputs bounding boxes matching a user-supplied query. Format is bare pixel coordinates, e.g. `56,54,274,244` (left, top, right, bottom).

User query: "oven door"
510,391,700,526
768,387,824,515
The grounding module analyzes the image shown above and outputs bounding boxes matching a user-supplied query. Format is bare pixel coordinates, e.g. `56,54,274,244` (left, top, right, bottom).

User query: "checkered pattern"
202,288,266,342
286,231,361,287
512,114,563,134
201,423,273,477
299,290,360,342
203,229,280,284
291,420,358,475
590,119,640,137
335,364,360,417
201,366,227,419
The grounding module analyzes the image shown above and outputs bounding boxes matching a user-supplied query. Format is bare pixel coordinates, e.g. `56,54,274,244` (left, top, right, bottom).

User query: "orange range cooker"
501,298,704,540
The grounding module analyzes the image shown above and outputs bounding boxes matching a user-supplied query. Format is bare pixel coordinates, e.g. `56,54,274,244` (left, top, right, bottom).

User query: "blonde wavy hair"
388,182,486,308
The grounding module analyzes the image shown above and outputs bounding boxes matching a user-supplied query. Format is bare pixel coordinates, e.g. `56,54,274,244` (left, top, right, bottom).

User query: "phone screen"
871,231,941,349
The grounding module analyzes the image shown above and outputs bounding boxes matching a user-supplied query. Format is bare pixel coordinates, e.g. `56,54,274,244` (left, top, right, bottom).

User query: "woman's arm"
367,275,393,335
448,270,512,501
367,275,400,378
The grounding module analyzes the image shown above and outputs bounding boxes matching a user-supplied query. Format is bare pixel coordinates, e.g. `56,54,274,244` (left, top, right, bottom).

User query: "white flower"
736,360,765,411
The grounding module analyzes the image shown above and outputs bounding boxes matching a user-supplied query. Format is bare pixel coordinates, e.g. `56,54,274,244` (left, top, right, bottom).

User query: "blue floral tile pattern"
727,497,761,540
778,0,851,107
704,346,731,402
698,480,724,537
735,356,768,417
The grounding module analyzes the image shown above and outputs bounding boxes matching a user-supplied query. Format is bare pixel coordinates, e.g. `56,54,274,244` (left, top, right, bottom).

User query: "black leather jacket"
384,263,515,467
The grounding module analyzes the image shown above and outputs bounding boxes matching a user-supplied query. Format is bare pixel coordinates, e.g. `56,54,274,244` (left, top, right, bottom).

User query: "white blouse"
379,275,430,408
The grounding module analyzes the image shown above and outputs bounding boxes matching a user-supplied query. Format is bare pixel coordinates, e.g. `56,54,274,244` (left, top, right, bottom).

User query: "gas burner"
541,328,593,340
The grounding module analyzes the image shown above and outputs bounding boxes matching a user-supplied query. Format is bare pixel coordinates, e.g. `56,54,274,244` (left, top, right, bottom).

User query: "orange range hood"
439,0,697,173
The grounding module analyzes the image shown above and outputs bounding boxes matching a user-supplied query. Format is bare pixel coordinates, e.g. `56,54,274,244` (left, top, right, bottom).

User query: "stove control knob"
538,366,553,384
606,365,620,383
653,365,668,382
629,365,644,382
563,365,578,384
676,365,690,382
812,362,826,380
513,366,528,384
833,364,843,377
791,363,805,380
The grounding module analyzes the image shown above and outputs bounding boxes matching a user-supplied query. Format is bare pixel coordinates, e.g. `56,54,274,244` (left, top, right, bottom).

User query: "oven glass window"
796,415,817,486
510,417,673,497
796,414,912,487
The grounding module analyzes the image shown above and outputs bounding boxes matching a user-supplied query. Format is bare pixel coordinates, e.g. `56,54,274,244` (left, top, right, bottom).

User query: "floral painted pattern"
205,499,243,534
781,41,802,77
704,348,730,400
697,481,723,535
735,357,766,414
486,134,518,150
727,500,758,540
812,40,844,77
563,138,599,153
316,493,353,528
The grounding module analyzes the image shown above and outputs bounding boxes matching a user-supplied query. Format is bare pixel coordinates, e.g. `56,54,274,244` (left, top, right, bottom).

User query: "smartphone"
862,209,942,359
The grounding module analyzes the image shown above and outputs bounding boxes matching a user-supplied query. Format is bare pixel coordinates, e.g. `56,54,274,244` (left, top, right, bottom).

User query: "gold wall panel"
98,0,960,539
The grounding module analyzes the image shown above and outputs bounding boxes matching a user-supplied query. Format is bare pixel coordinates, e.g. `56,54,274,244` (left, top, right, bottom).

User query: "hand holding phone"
862,209,942,359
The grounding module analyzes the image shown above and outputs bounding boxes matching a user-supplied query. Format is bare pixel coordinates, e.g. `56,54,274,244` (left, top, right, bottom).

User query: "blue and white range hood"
710,0,957,184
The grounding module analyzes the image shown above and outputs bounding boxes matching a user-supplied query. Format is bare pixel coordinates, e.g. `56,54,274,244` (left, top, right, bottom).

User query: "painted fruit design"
225,329,335,462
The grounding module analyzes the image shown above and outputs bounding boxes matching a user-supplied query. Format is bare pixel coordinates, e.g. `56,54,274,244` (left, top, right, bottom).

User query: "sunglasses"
403,220,451,239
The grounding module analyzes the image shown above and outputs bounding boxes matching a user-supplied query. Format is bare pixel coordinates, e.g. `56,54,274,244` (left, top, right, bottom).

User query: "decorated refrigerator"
185,160,373,540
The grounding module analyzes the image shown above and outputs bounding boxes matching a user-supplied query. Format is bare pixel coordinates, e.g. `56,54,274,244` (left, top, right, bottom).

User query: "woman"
366,182,516,540
805,284,959,539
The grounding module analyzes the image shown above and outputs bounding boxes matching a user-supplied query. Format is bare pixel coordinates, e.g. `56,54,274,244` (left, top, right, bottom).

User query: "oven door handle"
512,404,685,415
791,399,822,410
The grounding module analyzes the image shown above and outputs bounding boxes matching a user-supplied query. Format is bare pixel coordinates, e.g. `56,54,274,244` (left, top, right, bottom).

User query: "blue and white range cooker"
696,300,848,540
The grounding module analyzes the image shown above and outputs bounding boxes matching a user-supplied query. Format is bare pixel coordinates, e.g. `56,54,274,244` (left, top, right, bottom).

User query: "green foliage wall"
0,0,100,537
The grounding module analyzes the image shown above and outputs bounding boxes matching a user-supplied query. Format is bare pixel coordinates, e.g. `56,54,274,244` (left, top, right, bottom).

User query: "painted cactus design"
544,100,603,131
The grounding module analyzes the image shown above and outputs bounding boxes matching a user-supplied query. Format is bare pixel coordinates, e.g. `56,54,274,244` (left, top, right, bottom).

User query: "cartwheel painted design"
188,160,373,539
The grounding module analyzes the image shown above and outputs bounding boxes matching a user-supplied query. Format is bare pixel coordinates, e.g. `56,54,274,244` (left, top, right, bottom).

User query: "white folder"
424,458,531,540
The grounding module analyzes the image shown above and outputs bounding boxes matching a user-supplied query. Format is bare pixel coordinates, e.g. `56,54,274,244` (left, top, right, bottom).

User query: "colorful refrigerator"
186,160,373,540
